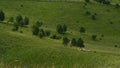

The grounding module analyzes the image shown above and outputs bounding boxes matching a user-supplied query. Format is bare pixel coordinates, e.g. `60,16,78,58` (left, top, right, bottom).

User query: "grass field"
0,0,120,68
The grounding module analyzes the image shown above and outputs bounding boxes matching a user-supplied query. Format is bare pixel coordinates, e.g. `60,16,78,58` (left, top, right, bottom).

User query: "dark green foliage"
85,11,91,15
32,25,39,35
0,10,5,21
114,45,118,48
19,20,24,27
16,15,23,24
12,22,19,31
94,0,110,5
57,24,67,34
39,29,45,38
85,0,90,3
57,24,63,34
115,4,120,8
50,34,61,40
63,24,67,33
24,17,29,25
62,37,70,46
8,17,14,23
45,30,51,36
77,38,85,48
71,38,77,46
80,27,86,33
39,29,44,38
35,21,43,27
92,15,96,20
92,35,97,40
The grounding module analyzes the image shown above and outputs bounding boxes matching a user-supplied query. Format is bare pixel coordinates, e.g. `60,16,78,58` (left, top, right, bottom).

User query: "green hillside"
0,0,120,68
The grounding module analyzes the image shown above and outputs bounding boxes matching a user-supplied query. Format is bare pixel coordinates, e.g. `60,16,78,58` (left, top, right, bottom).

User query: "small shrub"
50,34,61,40
92,35,97,40
20,31,23,33
101,34,104,37
80,27,86,33
85,11,91,15
110,22,113,24
35,21,43,27
45,30,51,36
91,15,96,20
114,45,118,48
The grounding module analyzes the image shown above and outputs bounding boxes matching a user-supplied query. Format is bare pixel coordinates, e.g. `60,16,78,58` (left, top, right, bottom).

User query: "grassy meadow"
0,0,120,68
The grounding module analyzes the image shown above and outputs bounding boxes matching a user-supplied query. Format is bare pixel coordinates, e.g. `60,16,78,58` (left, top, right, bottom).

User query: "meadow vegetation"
0,0,120,68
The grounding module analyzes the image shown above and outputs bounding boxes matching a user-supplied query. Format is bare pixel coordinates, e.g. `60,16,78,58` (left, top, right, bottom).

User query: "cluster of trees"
94,0,111,5
71,38,85,48
62,37,85,48
32,21,51,38
57,24,67,34
85,0,90,3
12,15,29,31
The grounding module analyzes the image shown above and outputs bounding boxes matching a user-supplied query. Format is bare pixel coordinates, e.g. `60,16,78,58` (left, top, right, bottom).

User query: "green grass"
0,0,120,68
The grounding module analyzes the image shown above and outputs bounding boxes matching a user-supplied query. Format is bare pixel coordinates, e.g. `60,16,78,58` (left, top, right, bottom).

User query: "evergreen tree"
80,27,85,33
77,38,85,48
16,15,24,26
0,11,5,21
71,38,77,46
63,37,70,46
57,24,63,34
32,25,39,35
63,24,67,33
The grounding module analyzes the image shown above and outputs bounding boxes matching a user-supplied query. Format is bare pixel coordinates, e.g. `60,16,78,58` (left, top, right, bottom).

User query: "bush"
92,35,97,40
114,45,118,48
16,15,25,27
77,38,85,48
85,11,91,15
57,24,63,34
0,10,5,21
80,27,86,33
19,20,24,27
35,21,43,27
16,15,23,24
50,34,61,40
71,38,77,46
32,25,39,35
94,0,111,5
24,17,29,25
85,0,90,3
63,24,67,33
45,30,51,36
39,29,45,38
62,37,70,46
91,15,96,20
115,4,120,8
